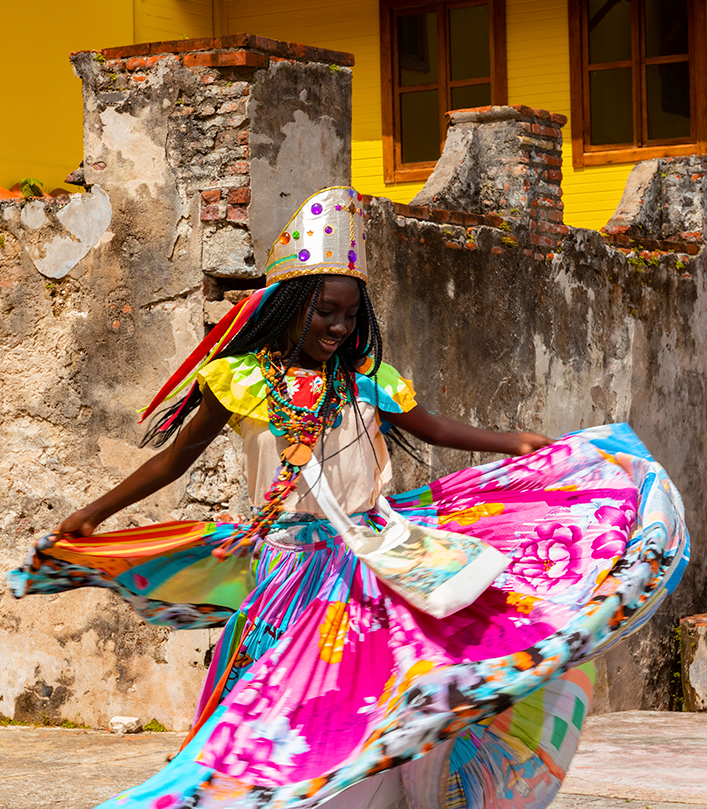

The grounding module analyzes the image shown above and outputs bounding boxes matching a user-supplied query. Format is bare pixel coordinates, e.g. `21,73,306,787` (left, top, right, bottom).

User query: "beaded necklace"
212,346,350,559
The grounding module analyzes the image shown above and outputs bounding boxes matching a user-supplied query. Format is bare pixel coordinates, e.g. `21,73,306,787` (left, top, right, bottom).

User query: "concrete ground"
0,711,705,809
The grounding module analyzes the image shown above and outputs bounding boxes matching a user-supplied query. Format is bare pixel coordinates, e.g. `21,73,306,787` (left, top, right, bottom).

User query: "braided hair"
141,274,384,447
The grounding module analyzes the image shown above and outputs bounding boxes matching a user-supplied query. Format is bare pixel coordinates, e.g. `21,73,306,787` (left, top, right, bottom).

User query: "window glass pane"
451,83,492,110
398,12,438,87
450,5,490,82
589,68,633,144
401,90,440,163
645,0,688,58
646,62,691,140
588,0,631,64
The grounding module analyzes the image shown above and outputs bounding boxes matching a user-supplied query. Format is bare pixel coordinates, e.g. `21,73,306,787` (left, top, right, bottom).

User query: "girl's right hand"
55,508,101,539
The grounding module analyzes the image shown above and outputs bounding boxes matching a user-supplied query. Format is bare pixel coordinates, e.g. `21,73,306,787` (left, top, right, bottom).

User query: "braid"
287,276,323,368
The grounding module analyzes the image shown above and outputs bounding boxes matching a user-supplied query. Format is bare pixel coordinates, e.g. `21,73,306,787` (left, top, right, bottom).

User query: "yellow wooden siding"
0,1,134,193
135,0,214,42
506,0,632,230
225,0,422,202
0,0,216,193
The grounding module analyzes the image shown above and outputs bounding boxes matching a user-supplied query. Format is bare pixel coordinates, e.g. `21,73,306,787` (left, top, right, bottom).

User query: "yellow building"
2,1,703,230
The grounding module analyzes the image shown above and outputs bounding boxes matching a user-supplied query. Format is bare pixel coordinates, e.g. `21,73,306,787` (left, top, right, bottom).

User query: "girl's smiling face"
288,275,361,367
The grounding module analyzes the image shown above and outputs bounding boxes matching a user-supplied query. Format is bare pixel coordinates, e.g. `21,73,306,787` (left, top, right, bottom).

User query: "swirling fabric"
6,423,688,809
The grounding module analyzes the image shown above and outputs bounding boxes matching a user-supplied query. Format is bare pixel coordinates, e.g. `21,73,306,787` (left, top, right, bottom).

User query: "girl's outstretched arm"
57,388,232,537
383,405,551,456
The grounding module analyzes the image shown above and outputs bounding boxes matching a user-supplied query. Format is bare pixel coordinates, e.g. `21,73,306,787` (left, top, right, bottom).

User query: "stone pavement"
0,711,705,809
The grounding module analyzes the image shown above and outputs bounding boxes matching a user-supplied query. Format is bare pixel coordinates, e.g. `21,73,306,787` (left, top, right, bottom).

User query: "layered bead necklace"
212,346,350,559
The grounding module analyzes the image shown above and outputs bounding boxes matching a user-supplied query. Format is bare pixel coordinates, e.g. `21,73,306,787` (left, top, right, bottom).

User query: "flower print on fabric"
591,504,637,558
511,523,585,592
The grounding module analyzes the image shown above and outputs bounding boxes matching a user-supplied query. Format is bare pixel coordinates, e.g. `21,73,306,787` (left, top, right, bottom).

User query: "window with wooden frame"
568,0,707,168
380,0,507,183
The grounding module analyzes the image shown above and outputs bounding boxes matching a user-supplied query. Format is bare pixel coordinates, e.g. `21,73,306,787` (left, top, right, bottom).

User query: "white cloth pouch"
301,455,510,619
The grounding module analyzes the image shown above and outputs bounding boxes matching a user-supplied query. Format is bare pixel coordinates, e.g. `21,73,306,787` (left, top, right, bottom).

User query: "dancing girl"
8,186,689,809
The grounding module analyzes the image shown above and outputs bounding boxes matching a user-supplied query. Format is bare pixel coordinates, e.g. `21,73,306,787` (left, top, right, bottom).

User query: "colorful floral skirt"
7,424,688,809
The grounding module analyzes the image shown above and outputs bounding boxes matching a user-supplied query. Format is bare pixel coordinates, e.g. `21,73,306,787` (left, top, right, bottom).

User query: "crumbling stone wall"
1,45,705,728
368,107,707,710
0,34,352,731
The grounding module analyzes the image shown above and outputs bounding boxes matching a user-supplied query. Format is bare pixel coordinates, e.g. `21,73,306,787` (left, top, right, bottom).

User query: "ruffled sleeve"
196,354,269,432
355,357,417,414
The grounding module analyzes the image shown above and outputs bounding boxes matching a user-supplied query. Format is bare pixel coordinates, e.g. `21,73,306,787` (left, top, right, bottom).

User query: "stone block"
202,225,257,278
109,716,142,734
681,614,707,710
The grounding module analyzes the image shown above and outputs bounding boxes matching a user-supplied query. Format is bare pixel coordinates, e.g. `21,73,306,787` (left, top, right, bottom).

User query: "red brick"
603,224,630,235
201,189,221,204
551,113,568,126
532,153,563,167
534,108,551,119
531,196,558,208
237,130,249,145
465,241,477,250
680,231,703,241
201,72,218,85
484,213,506,228
216,51,267,68
448,211,478,226
229,161,249,174
539,208,564,223
105,59,125,71
491,246,503,255
227,187,251,204
184,52,218,67
530,233,554,248
218,100,242,114
691,174,704,181
684,243,700,255
512,104,535,119
430,209,450,223
531,123,561,139
393,203,429,220
547,169,563,182
101,43,150,60
533,252,544,261
151,37,216,55
523,249,533,257
200,205,221,221
227,204,248,222
132,75,148,83
445,241,462,249
538,221,569,236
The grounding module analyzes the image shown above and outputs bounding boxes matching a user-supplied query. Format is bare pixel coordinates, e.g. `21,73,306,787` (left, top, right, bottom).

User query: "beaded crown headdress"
265,186,367,286
140,186,368,426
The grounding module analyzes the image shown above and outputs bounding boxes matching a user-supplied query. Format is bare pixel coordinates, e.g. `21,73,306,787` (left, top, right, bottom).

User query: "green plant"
676,260,685,271
93,52,106,63
499,220,512,232
329,64,341,72
143,718,167,732
0,235,5,249
0,715,30,726
501,236,516,247
18,178,44,199
60,719,89,729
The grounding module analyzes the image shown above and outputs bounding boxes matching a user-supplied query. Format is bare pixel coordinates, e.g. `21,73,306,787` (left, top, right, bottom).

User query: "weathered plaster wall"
1,32,705,730
0,35,352,731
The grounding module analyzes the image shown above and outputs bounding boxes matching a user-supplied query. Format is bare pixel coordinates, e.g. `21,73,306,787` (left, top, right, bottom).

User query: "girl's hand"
501,431,552,456
55,508,101,539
